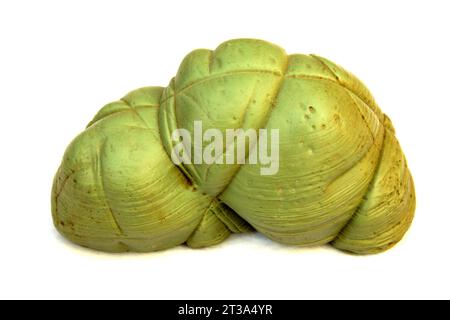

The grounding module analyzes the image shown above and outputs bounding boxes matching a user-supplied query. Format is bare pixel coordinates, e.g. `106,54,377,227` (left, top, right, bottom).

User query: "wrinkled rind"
331,119,416,254
159,39,288,196
53,87,211,252
52,39,415,254
220,67,386,246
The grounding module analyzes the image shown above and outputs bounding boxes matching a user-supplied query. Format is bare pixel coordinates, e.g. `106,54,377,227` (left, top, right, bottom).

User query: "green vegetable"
52,39,415,254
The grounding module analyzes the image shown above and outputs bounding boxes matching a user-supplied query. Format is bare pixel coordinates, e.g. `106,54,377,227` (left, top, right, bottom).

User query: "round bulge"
159,39,415,253
51,87,251,252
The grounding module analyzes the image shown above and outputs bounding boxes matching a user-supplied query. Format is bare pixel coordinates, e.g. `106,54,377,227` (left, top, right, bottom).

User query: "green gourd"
52,39,415,254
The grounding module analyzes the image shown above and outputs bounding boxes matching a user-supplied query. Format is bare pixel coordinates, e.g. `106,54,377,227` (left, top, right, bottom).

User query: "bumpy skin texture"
52,39,415,254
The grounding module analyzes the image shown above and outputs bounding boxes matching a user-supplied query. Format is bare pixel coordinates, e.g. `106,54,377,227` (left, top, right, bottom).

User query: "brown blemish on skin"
333,114,341,122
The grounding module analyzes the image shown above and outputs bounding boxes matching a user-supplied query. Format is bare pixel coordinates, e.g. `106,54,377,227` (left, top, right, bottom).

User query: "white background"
0,0,449,300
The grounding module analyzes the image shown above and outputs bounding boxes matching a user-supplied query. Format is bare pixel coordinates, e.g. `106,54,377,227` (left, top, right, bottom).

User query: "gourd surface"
52,39,415,254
